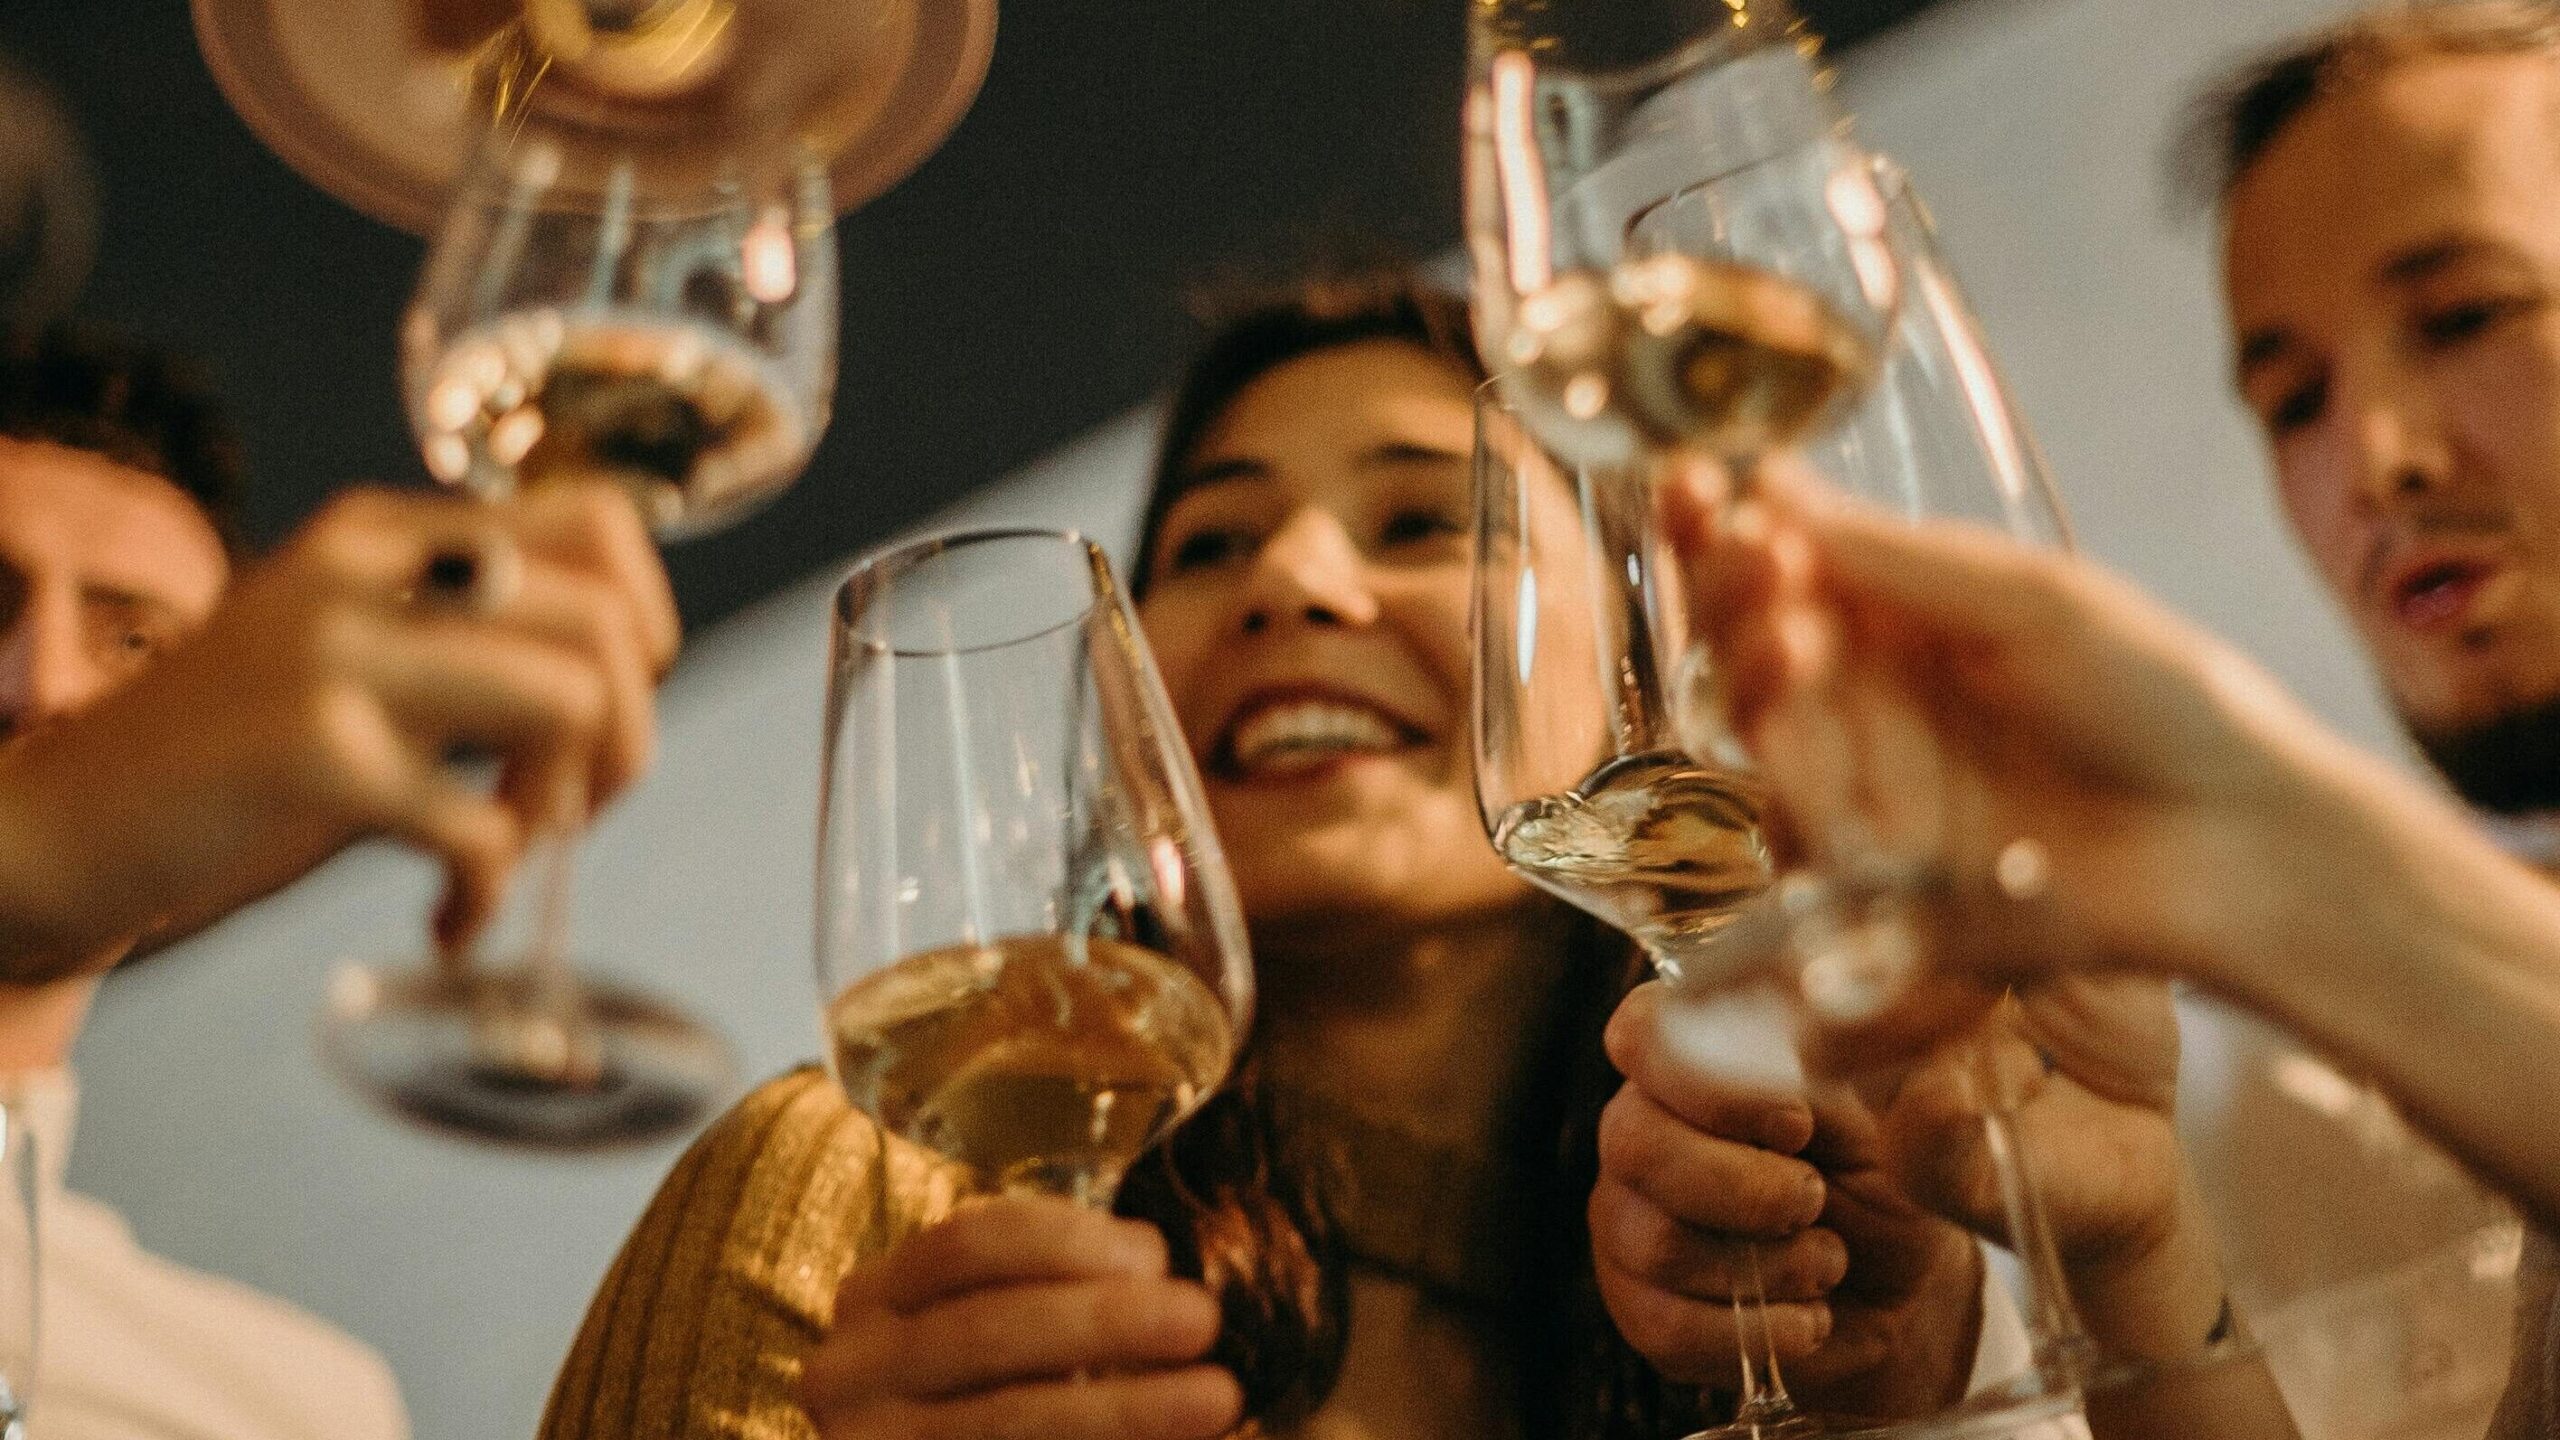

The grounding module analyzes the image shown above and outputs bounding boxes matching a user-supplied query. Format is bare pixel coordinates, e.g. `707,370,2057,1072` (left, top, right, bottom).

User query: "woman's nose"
1238,509,1380,636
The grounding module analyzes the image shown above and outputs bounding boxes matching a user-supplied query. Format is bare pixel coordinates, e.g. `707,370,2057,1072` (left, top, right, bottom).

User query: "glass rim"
832,526,1113,659
1468,6,1793,92
454,133,835,224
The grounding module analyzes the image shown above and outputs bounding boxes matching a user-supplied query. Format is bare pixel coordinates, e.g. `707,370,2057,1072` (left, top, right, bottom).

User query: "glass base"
1820,1388,2088,1440
320,961,735,1151
1680,1412,1826,1440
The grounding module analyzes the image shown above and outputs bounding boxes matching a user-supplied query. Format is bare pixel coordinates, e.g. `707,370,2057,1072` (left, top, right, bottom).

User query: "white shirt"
18,1071,407,1440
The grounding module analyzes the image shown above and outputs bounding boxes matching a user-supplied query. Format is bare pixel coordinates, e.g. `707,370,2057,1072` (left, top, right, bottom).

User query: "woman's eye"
1167,526,1251,574
1380,508,1464,548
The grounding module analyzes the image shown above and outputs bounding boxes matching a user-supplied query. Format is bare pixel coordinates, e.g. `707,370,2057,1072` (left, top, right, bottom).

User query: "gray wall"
69,2,2405,1438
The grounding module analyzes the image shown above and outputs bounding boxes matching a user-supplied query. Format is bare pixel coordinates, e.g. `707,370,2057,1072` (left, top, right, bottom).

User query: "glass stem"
525,823,582,1037
1727,1242,1798,1424
1974,1032,2093,1384
501,768,604,1086
0,1083,35,1440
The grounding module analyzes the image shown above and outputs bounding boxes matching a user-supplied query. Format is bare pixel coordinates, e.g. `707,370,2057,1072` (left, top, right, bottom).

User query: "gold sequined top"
541,1069,965,1440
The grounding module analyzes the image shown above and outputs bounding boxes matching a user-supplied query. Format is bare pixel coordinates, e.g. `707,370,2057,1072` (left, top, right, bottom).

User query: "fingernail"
1768,528,1814,581
1169,1367,1246,1438
1795,1171,1828,1227
1775,609,1834,681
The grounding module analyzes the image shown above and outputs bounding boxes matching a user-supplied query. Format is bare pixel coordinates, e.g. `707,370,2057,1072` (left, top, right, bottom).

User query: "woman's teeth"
1229,700,1404,773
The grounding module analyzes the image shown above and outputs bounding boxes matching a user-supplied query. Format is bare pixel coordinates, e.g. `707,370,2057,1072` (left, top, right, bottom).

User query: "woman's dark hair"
1113,268,1683,1437
0,324,246,553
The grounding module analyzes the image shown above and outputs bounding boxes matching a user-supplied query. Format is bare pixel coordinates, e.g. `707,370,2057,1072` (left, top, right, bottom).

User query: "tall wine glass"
1474,385,1815,1435
1760,157,2097,1410
320,135,836,1149
1466,5,1894,1434
815,530,1253,1207
1739,159,2263,1422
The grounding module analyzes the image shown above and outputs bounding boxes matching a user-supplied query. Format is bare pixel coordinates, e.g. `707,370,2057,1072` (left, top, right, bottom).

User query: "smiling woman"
1132,297,1522,936
539,272,1692,1440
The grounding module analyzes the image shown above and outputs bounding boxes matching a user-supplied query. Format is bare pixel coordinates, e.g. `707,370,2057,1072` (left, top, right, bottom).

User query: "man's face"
0,436,228,746
2226,53,2560,759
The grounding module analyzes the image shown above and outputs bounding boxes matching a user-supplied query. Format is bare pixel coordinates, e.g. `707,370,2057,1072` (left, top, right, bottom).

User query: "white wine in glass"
816,530,1253,1206
826,933,1235,1199
1491,747,1770,968
413,311,821,539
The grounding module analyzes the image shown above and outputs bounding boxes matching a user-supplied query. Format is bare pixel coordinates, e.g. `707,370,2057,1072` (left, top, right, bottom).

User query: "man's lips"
2388,556,2501,632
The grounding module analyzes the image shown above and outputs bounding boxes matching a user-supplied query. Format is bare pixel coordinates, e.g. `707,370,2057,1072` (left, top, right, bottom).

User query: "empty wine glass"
320,131,836,1150
814,530,1253,1206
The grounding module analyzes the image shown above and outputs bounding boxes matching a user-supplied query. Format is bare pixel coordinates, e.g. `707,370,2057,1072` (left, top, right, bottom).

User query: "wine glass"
1727,155,2288,1427
814,530,1253,1207
1474,384,1820,1434
319,134,837,1149
1748,156,2099,1412
1465,4,1896,1433
1464,0,1898,481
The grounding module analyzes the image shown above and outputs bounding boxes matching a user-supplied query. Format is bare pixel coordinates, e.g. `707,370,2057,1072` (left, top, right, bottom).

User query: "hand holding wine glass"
795,1195,1243,1440
1656,466,2343,994
0,480,674,975
321,123,839,1149
1590,979,1995,1414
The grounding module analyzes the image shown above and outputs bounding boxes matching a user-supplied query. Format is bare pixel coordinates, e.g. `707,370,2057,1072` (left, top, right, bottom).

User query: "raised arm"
0,479,676,979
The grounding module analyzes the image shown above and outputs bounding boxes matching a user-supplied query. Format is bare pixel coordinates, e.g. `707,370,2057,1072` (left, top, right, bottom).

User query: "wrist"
2060,1167,2231,1363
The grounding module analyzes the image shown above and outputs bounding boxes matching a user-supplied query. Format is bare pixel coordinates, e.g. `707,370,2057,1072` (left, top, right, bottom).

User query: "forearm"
0,716,240,982
2059,1167,2299,1440
2080,1347,2300,1440
2063,1166,2226,1363
2213,746,2560,1234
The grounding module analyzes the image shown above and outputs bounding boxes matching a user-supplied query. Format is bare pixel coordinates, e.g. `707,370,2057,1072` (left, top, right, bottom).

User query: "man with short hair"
0,324,676,1440
1593,1,2560,1430
2196,3,2560,1429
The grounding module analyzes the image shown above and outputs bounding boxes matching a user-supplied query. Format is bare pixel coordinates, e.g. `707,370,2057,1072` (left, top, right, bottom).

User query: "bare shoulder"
540,1067,962,1440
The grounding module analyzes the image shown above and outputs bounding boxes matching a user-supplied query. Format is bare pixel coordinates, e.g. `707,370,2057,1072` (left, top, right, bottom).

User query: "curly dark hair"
0,325,246,552
2174,0,2560,213
1115,268,1685,1438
